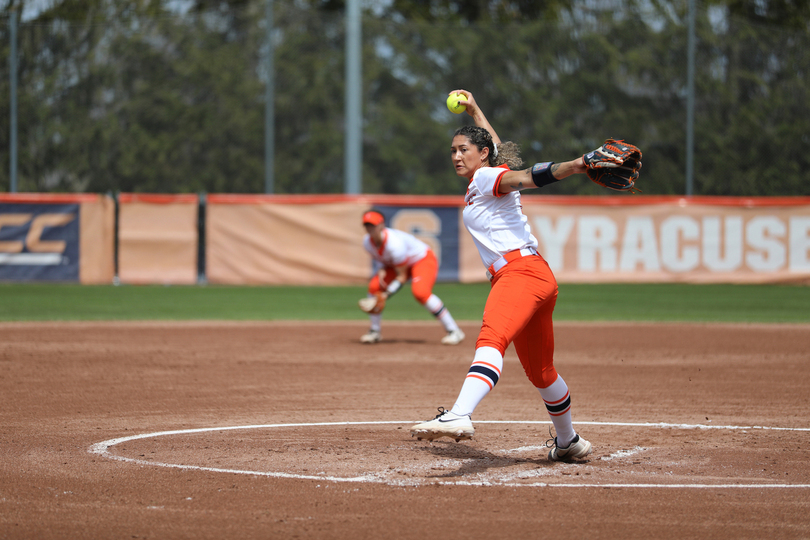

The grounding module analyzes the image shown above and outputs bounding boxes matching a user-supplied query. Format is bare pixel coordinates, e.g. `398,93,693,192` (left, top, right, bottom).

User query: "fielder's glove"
583,139,642,192
358,292,386,314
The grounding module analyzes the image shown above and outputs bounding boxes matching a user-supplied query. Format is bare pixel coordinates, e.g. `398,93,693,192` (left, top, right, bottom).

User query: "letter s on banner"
746,217,785,272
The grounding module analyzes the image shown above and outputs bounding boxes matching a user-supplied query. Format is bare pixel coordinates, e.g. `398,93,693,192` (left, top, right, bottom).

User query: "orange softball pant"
368,250,438,304
476,253,559,389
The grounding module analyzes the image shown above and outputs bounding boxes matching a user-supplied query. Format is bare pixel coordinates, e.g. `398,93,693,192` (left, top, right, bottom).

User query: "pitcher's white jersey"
463,164,539,269
363,227,429,268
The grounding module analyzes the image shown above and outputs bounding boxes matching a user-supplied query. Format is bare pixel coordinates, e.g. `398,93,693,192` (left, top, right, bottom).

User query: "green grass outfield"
1,282,808,323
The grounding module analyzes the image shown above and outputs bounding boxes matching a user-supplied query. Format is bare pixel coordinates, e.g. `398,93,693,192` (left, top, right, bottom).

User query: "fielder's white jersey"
463,164,539,269
363,227,429,268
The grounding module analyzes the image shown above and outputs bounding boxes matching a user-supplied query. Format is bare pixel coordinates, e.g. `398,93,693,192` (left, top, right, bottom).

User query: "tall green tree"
2,0,808,196
3,0,266,193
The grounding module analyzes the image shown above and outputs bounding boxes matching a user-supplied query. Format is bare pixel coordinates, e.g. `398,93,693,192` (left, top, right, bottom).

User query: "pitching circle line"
88,420,810,489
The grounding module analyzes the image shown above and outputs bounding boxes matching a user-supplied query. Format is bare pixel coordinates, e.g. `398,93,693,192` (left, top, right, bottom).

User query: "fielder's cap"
362,211,384,226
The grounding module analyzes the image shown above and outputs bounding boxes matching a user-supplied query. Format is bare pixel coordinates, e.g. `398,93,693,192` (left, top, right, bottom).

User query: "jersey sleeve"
474,166,510,198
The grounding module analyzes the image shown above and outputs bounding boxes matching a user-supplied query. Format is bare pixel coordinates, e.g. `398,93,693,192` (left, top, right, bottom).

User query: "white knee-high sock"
423,294,460,332
369,312,382,332
537,375,576,447
450,347,503,417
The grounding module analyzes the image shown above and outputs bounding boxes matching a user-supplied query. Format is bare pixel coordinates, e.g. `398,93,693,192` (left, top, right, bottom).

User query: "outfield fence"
1,193,809,285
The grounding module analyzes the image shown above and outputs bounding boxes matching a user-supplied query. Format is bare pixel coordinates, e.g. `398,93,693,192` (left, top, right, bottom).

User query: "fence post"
344,0,362,194
197,192,207,285
264,0,275,194
9,8,19,193
685,0,696,196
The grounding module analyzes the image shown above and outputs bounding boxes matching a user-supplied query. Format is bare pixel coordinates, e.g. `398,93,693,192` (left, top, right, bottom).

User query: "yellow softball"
446,92,467,114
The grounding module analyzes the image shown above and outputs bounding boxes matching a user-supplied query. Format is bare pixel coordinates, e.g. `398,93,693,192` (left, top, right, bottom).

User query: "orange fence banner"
206,196,370,285
204,195,810,285
117,194,199,285
79,194,116,284
3,193,808,285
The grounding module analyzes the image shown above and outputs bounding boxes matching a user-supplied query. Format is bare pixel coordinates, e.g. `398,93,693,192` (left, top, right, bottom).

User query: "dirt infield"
1,320,809,539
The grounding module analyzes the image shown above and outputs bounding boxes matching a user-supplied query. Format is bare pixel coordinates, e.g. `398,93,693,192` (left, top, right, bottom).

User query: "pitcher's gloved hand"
583,139,642,192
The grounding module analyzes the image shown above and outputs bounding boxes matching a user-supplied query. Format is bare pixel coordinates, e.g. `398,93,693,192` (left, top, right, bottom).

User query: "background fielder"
358,210,465,346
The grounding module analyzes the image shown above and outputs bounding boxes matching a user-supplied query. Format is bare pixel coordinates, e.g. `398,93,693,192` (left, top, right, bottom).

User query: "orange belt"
486,247,538,281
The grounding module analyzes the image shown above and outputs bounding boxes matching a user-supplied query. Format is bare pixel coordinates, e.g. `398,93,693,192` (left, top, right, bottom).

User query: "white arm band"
385,280,402,296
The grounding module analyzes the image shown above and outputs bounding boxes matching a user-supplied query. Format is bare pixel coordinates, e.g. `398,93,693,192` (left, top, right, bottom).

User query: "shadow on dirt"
412,440,557,478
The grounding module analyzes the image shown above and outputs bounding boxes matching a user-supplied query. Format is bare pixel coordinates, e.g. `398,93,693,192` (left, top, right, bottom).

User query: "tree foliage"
0,0,808,195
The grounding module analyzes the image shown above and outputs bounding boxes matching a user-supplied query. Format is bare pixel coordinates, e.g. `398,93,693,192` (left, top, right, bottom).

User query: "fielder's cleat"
410,407,474,442
547,434,592,461
360,330,382,344
441,329,466,345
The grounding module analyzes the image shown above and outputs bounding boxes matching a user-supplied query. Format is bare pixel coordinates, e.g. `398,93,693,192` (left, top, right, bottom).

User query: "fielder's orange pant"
476,253,559,389
368,250,438,305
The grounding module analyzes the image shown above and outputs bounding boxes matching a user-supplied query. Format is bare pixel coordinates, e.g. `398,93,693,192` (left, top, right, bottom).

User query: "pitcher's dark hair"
453,125,523,170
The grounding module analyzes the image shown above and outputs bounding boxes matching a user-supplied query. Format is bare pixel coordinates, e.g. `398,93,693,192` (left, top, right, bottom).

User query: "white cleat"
441,329,465,345
360,330,382,344
547,434,592,461
410,407,474,442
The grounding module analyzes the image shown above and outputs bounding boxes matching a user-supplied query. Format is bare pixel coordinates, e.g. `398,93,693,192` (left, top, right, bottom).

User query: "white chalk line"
601,446,647,461
88,420,810,489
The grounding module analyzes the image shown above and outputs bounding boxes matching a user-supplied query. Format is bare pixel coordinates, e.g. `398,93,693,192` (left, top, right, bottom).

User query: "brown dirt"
1,320,809,539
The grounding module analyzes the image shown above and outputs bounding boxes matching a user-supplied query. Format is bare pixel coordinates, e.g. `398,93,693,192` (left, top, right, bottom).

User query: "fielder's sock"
451,346,503,417
369,313,382,333
538,375,576,447
424,294,460,332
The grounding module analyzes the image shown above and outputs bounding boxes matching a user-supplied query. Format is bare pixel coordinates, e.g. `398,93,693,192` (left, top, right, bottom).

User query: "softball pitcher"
358,210,465,346
411,90,594,461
